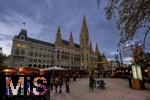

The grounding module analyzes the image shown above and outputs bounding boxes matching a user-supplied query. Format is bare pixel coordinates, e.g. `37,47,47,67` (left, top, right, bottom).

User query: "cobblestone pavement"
50,78,150,100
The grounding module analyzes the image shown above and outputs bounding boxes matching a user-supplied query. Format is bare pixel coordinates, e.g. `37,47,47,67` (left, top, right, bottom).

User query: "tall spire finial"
22,22,26,30
69,32,74,48
80,15,89,48
69,32,73,41
55,25,62,46
70,32,73,37
90,40,92,47
82,15,87,29
90,40,94,53
57,25,61,33
95,42,99,54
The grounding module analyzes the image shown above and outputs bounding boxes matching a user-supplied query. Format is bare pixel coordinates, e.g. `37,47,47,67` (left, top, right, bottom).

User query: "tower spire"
18,22,27,40
80,16,89,48
21,22,26,30
69,32,74,48
69,32,73,41
90,40,94,53
55,25,62,46
82,15,87,30
57,25,61,33
95,42,100,55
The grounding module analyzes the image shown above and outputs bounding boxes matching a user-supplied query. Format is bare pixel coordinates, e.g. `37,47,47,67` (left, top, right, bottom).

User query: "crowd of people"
89,76,106,91
50,73,106,94
50,73,77,94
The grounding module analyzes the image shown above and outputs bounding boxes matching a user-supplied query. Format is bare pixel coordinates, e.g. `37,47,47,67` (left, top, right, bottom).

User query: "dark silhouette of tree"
0,49,7,68
142,52,150,65
98,0,150,45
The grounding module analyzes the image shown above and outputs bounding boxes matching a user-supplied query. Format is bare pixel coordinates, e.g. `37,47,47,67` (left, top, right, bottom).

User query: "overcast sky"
0,0,149,61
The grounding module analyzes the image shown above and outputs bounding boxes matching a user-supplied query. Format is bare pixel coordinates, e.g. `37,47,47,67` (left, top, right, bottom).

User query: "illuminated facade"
10,16,100,71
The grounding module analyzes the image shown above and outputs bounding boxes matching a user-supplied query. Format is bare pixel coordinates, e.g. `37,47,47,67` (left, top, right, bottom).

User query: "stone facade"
10,16,100,71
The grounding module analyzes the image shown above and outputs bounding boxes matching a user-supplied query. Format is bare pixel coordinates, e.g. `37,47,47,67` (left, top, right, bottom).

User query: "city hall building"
10,16,101,71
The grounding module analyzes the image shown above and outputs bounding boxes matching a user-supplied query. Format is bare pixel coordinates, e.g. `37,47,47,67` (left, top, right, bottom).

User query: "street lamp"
144,69,148,73
117,43,123,67
119,70,121,73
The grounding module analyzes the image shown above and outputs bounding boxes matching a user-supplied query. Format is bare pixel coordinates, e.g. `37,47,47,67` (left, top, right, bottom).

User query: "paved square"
50,78,150,100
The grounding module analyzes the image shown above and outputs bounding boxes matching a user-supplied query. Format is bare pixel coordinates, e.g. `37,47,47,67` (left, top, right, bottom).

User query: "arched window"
21,49,25,55
82,54,84,61
74,54,76,61
67,53,69,59
15,49,19,55
79,55,81,61
57,51,60,60
64,52,67,59
43,54,46,58
30,51,33,56
51,54,53,59
61,51,64,59
47,53,50,58
38,59,41,63
35,52,38,57
20,35,25,40
71,53,73,61
39,53,42,57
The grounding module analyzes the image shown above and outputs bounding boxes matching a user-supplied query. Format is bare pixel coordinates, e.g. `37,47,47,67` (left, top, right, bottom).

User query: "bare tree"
98,0,150,46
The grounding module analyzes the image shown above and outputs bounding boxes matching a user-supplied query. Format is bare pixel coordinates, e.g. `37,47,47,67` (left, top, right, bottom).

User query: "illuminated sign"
136,66,142,80
132,65,142,80
132,66,137,79
0,75,50,100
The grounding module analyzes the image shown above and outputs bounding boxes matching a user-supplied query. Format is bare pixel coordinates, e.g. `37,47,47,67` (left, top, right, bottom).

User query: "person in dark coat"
73,74,76,81
65,74,70,93
89,76,95,91
50,77,54,90
54,77,59,94
58,75,64,93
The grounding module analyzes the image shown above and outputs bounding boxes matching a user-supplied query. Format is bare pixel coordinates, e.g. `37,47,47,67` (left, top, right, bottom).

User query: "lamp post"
144,68,148,77
117,44,123,67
